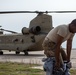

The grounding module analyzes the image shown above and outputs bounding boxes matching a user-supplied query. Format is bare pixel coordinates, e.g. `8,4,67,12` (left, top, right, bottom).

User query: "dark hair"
70,19,76,25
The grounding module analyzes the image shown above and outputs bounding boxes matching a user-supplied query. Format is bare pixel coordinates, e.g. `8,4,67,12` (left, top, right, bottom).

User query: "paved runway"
0,50,76,69
0,50,45,64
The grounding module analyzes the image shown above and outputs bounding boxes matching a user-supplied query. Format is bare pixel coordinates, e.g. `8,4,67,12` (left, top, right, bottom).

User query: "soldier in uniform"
42,19,76,72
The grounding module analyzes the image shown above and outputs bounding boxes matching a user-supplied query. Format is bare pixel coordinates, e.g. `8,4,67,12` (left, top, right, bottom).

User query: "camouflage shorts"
42,39,57,57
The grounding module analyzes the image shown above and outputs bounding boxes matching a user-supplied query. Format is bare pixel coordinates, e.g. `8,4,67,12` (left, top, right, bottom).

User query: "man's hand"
66,61,72,69
54,61,61,70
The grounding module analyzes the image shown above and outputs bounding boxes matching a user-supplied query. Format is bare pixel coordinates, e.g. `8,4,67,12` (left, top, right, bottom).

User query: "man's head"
69,19,76,33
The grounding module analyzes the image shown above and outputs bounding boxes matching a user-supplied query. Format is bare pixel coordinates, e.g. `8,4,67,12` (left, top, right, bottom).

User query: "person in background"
42,19,76,71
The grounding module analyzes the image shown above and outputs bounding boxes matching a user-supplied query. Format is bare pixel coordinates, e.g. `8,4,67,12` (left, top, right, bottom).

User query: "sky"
0,0,76,48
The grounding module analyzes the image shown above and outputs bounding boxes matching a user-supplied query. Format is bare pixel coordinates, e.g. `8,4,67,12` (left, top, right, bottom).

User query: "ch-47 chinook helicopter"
0,11,76,55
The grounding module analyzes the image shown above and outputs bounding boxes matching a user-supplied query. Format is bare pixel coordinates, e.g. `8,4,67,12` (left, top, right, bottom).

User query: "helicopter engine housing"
22,26,41,35
29,26,41,34
22,27,29,34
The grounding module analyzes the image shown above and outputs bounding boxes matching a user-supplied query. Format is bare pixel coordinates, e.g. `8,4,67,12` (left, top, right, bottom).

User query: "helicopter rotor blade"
0,11,38,14
48,11,76,13
0,11,76,14
0,28,17,33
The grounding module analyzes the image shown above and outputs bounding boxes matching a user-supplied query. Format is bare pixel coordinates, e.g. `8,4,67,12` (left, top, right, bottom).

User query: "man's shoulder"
57,24,68,28
55,24,68,37
56,24,68,30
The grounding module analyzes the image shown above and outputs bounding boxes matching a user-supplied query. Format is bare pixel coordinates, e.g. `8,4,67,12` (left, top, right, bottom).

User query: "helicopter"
0,11,76,55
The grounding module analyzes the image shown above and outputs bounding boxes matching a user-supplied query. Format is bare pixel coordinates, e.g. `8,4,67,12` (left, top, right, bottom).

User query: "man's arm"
55,34,64,69
66,39,72,62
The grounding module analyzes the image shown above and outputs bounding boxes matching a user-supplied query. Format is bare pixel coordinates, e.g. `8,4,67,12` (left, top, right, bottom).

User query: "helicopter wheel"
16,51,20,55
24,50,28,55
0,51,3,55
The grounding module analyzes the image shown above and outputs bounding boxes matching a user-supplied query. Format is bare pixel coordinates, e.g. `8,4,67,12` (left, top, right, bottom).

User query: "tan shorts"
42,39,57,57
42,38,66,64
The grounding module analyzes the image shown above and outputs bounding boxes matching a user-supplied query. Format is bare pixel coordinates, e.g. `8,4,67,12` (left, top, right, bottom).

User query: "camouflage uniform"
42,37,57,57
42,37,66,58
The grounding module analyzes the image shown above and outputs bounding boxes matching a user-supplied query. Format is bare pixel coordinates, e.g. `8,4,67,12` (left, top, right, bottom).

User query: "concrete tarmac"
0,50,76,69
0,50,45,64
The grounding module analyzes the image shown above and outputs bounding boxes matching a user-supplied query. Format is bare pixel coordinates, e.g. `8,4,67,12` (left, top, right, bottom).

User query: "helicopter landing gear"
0,51,3,55
15,51,20,55
24,50,28,55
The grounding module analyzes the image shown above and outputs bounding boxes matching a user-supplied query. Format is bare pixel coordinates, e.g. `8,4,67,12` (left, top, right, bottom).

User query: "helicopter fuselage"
0,13,53,55
0,33,46,51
